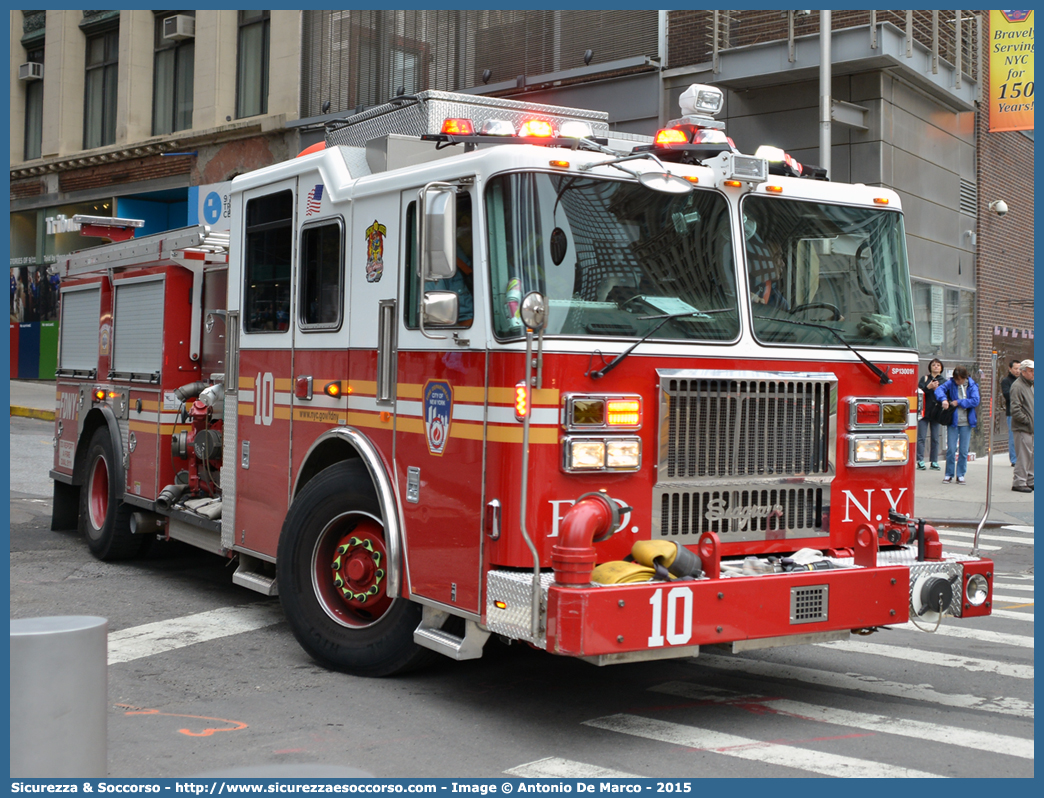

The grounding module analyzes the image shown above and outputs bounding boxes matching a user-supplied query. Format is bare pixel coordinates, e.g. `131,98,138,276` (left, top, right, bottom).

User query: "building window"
913,280,974,364
243,190,293,333
84,28,119,148
153,13,194,135
237,10,270,119
299,220,344,329
23,47,44,160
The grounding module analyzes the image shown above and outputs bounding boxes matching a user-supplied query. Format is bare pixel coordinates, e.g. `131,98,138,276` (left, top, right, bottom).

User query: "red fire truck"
50,86,994,676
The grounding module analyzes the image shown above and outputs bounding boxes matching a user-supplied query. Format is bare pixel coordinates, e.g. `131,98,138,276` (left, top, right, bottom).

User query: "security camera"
989,200,1009,216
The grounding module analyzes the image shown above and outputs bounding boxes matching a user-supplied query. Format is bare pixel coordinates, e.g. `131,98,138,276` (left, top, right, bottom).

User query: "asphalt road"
9,416,1035,778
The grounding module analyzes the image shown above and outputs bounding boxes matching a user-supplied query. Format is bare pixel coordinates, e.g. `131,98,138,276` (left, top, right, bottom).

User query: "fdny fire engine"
50,86,994,676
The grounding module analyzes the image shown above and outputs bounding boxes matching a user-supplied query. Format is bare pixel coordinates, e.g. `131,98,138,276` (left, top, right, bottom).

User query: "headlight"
563,437,641,472
848,397,910,430
881,437,909,461
606,439,641,469
854,439,882,463
563,394,642,431
965,573,989,606
567,440,606,470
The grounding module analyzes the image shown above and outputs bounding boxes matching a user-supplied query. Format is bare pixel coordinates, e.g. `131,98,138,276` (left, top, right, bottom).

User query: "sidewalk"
8,379,1034,526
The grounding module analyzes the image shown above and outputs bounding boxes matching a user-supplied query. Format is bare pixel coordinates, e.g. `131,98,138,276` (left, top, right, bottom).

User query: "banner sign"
989,10,1034,132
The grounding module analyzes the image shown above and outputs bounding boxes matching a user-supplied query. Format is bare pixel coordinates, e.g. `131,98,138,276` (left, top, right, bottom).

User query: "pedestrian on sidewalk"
934,365,980,485
1001,359,1021,466
1010,359,1033,493
916,358,945,470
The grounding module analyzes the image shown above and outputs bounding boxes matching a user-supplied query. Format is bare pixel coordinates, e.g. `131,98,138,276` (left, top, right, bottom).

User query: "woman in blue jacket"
934,365,980,484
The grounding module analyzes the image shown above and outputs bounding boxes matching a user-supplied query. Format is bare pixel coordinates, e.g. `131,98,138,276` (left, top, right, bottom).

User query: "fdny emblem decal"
305,184,324,216
365,220,387,283
423,380,453,456
1001,10,1031,22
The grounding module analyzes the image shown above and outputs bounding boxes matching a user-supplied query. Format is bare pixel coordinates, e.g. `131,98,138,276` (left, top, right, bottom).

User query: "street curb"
11,405,55,422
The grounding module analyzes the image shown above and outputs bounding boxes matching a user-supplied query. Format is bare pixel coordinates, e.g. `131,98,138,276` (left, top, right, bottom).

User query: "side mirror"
420,183,456,281
422,291,459,327
520,291,547,332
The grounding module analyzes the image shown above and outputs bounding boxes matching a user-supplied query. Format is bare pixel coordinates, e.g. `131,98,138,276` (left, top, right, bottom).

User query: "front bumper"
485,550,993,660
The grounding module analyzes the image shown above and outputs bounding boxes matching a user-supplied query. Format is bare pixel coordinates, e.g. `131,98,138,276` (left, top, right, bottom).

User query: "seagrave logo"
704,497,784,531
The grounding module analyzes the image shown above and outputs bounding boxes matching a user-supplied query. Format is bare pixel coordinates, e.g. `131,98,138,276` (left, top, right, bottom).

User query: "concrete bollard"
10,616,108,777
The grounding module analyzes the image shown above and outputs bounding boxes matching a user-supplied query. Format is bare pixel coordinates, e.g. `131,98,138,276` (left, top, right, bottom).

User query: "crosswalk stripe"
993,582,1034,592
649,682,1033,760
992,593,1034,603
816,639,1034,679
1001,525,1034,535
505,758,641,778
939,538,1001,551
936,529,1034,545
988,608,1034,621
108,603,284,665
887,622,1034,648
583,714,945,778
687,653,1034,718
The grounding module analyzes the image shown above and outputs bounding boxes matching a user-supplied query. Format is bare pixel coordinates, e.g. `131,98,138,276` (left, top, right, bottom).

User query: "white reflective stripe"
486,405,558,425
239,390,255,403
816,639,1034,678
505,757,641,779
583,714,945,778
649,683,1033,760
274,391,292,405
993,582,1034,592
395,398,557,425
108,604,284,665
688,653,1034,718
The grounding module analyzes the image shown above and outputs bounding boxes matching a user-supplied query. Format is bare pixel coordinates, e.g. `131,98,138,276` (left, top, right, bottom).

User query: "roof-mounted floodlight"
679,84,724,117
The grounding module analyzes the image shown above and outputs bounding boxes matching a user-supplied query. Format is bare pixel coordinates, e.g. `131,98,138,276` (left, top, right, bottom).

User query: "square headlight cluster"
847,397,910,429
563,437,642,472
849,434,910,466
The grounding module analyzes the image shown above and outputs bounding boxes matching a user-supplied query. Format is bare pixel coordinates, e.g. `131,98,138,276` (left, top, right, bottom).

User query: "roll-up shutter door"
59,287,101,371
112,279,165,376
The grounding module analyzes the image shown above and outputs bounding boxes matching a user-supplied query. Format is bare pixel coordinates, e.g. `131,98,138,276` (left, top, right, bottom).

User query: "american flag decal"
306,184,324,216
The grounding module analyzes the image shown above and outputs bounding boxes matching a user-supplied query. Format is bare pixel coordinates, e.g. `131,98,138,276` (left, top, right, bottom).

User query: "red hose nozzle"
551,492,619,586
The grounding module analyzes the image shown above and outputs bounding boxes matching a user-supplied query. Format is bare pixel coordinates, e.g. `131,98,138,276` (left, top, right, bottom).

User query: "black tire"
79,427,146,560
276,460,435,677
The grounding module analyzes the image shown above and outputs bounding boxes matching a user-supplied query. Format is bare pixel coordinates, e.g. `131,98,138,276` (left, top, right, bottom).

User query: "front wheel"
276,460,434,677
79,427,146,560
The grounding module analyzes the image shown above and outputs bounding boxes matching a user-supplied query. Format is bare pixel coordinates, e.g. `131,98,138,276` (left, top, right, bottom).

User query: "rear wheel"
79,427,145,560
277,460,434,677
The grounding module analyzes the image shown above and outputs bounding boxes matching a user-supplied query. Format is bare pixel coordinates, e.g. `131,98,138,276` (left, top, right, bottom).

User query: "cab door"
234,179,297,558
393,183,486,614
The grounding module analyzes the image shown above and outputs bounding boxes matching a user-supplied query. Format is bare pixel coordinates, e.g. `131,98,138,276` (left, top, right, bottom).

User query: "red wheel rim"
311,512,392,628
88,455,109,530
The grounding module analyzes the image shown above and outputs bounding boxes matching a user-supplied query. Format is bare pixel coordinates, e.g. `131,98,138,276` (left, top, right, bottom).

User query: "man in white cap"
1009,359,1034,492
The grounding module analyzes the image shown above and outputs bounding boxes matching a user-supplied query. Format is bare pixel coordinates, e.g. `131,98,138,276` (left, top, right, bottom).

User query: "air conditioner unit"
162,15,195,41
18,62,43,81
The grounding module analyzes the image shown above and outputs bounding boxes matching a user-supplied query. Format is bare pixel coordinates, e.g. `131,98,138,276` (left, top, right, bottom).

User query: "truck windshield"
485,172,739,341
742,196,916,350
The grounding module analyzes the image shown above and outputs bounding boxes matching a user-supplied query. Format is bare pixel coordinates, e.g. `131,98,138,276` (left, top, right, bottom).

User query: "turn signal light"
765,185,783,193
723,179,743,188
873,197,890,205
324,382,342,398
606,399,640,427
92,388,106,402
441,118,475,136
519,119,554,138
549,160,570,169
856,402,880,425
514,382,529,421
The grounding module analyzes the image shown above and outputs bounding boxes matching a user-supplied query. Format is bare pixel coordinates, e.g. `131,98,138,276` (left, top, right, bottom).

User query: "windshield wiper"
753,315,892,385
588,309,726,380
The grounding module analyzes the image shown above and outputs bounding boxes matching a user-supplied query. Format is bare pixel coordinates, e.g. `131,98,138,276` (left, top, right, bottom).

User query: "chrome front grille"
659,370,835,480
653,370,836,542
657,486,827,540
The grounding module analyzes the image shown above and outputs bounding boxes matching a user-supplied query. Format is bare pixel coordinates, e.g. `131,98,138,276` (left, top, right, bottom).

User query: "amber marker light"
519,119,554,137
654,128,689,146
723,179,743,188
379,411,392,423
873,197,890,205
549,159,570,168
441,118,475,136
92,388,106,402
606,399,641,427
514,382,530,421
324,382,342,398
766,185,783,193
494,600,507,610
684,175,699,184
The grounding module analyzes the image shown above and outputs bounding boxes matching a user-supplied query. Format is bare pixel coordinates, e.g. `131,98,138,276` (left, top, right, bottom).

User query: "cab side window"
299,220,344,329
244,190,293,332
404,192,474,329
